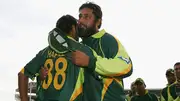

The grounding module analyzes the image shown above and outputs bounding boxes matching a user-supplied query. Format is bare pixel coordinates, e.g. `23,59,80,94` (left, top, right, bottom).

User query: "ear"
144,84,146,88
69,25,76,38
96,19,102,28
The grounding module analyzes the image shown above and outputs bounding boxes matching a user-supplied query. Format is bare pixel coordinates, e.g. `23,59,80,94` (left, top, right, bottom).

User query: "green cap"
134,78,145,85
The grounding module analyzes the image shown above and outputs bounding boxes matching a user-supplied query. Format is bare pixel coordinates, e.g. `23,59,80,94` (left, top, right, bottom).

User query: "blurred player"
160,68,176,101
131,78,159,101
18,15,95,101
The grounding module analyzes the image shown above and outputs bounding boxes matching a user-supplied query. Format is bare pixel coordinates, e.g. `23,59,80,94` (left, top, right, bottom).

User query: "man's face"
175,64,180,81
135,82,145,94
78,8,97,37
166,73,176,84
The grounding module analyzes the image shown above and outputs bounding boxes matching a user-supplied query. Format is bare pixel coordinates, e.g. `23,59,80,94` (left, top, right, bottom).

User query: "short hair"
174,62,180,67
56,15,77,34
79,2,102,29
166,68,174,76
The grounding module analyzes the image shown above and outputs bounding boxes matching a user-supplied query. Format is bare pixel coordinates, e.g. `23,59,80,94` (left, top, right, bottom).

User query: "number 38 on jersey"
42,57,67,90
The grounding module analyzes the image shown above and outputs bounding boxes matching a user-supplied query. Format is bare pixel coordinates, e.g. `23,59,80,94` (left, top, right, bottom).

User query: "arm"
72,34,132,77
18,49,45,101
72,42,132,77
90,37,133,77
18,71,29,101
93,54,132,77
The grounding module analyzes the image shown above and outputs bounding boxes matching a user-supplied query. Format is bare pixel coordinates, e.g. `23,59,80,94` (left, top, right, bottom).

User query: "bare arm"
18,72,29,101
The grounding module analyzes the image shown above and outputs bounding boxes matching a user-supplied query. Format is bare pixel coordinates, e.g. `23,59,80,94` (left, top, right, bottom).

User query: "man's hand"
40,67,48,81
71,50,89,67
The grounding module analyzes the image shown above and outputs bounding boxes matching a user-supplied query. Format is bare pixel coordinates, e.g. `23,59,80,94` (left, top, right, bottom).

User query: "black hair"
79,2,102,29
166,68,174,76
56,15,77,35
174,62,180,67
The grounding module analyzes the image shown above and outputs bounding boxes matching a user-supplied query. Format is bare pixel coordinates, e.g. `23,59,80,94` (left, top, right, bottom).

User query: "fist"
71,50,89,67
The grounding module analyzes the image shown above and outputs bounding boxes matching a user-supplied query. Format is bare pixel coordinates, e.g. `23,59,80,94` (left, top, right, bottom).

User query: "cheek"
87,20,95,27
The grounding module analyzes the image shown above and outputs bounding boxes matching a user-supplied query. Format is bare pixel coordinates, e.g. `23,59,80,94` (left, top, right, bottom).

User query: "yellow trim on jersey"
113,78,123,87
168,81,177,101
101,78,113,101
92,29,105,38
70,68,84,101
20,68,24,74
70,85,83,101
110,63,132,76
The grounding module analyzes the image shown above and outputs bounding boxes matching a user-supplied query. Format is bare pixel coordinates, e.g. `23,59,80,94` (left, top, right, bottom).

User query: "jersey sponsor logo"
42,57,67,90
118,56,130,64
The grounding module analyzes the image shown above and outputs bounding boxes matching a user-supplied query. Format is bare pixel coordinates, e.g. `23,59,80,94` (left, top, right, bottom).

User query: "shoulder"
38,46,49,55
101,32,119,48
169,83,176,90
148,93,159,100
131,95,138,101
101,33,117,42
161,86,168,93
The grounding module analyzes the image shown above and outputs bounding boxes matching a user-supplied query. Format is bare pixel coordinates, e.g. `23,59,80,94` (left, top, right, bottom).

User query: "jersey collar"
91,29,106,38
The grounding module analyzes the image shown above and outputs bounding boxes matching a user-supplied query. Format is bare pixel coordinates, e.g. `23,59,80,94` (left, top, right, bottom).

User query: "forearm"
18,72,29,101
94,56,132,77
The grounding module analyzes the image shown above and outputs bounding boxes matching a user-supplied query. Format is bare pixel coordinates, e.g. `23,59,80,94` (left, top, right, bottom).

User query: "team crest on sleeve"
118,56,130,64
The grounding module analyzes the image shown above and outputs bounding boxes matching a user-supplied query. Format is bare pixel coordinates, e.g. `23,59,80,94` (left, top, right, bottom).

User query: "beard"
77,23,97,38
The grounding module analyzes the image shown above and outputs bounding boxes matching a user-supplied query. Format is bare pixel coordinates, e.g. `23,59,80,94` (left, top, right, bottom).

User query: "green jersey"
21,46,84,101
82,29,133,101
131,90,159,101
167,82,180,101
44,29,133,101
160,85,169,101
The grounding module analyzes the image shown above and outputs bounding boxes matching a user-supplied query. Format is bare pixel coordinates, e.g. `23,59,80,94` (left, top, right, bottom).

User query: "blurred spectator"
160,68,176,101
166,62,180,101
126,82,137,101
131,78,159,101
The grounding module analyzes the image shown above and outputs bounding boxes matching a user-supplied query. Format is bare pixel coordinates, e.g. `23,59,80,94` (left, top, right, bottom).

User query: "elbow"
18,72,24,78
119,63,133,78
122,59,133,78
124,67,133,78
18,72,28,82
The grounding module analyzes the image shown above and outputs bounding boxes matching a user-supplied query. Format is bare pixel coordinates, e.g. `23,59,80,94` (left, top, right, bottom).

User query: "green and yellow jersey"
19,32,99,101
160,84,172,101
82,29,133,101
131,90,159,101
166,82,180,101
44,29,133,101
20,46,84,101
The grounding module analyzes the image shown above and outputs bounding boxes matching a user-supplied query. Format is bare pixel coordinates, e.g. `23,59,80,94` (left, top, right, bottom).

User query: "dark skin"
18,68,48,101
18,72,29,101
175,64,180,89
166,73,176,85
175,64,180,82
71,7,101,67
135,82,146,96
40,25,77,80
41,8,101,76
129,82,137,96
18,20,78,100
71,50,90,67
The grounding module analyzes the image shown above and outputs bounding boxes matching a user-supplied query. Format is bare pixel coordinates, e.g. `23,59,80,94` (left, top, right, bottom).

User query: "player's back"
38,47,83,101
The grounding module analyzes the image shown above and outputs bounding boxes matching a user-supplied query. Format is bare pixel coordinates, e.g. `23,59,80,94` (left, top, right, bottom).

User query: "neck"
138,89,146,96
